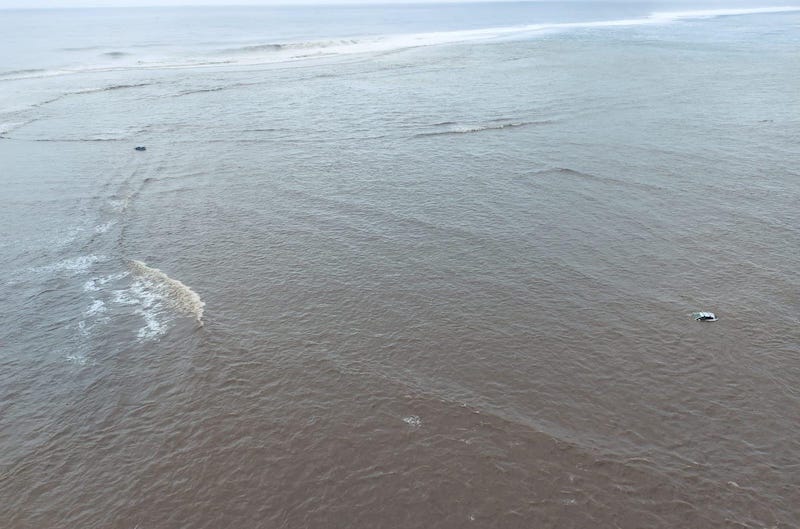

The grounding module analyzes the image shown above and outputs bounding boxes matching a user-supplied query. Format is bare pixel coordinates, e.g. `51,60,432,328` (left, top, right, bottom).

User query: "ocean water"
2,2,800,528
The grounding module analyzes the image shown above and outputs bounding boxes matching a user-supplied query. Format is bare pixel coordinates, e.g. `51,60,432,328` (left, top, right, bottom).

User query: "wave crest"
225,39,360,54
129,260,205,324
415,120,551,137
0,68,47,78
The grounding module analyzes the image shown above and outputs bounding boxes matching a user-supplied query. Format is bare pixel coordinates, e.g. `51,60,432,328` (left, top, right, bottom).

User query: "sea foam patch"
84,271,129,292
403,415,422,428
112,277,170,341
129,260,205,323
94,221,116,234
30,254,105,276
110,260,205,341
65,351,89,365
85,299,107,316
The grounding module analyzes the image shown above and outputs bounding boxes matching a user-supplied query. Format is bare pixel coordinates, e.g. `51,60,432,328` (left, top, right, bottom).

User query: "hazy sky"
0,0,712,10
3,0,524,8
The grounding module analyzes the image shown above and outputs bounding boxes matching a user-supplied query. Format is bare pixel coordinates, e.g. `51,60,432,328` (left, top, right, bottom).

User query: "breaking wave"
129,260,205,324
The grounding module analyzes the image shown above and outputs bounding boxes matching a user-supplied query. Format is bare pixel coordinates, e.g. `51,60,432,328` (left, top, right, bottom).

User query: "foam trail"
30,254,103,276
84,271,129,292
129,260,205,324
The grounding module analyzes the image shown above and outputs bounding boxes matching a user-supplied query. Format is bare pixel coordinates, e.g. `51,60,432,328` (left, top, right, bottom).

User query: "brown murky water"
2,7,799,528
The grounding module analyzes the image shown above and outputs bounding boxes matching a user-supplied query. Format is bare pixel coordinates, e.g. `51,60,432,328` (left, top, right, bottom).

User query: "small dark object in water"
692,311,718,322
134,146,146,151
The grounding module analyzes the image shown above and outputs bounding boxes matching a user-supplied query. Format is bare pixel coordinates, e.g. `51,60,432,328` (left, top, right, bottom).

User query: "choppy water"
2,3,800,528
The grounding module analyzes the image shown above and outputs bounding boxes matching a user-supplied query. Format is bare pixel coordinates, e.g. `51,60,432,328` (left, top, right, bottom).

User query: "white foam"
403,415,422,428
113,277,171,341
65,352,89,365
30,254,103,276
75,311,110,341
112,260,204,340
85,299,106,316
217,6,800,63
112,288,138,305
109,196,131,213
94,221,115,234
84,271,129,292
651,7,800,22
136,305,169,340
129,260,205,324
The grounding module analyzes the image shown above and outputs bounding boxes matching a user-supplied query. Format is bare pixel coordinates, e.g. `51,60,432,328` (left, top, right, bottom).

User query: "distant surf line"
0,6,797,82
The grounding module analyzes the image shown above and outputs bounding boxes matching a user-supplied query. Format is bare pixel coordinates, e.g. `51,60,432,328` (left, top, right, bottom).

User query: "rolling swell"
528,167,667,192
0,68,48,79
33,137,127,143
224,39,360,54
74,83,153,95
0,119,37,138
530,167,596,178
129,260,205,324
414,120,552,137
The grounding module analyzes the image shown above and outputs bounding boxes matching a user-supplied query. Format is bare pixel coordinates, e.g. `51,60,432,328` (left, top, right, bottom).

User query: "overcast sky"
3,0,527,8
